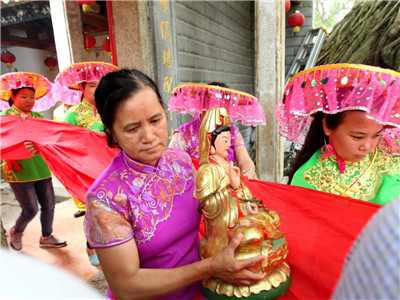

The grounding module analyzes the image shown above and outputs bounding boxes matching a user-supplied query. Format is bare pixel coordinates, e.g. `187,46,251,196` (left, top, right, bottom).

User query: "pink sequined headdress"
275,63,400,155
51,61,119,105
168,83,266,126
0,72,56,112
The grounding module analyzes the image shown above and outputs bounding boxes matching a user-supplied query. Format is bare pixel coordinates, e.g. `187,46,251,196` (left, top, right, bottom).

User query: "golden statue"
195,108,291,299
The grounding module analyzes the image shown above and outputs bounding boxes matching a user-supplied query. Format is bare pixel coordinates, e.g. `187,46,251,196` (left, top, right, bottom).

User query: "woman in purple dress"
84,69,267,300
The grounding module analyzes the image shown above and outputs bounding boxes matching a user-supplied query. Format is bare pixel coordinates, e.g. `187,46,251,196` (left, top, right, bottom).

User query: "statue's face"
212,131,231,159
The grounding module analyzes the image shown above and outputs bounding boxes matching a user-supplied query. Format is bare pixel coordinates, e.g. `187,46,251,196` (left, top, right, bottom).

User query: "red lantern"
288,10,305,32
285,0,291,13
102,37,112,57
1,51,16,69
102,37,111,52
83,34,96,52
44,56,58,70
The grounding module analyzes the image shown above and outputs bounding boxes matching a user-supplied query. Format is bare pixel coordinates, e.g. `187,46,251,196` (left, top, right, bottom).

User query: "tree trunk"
317,1,400,71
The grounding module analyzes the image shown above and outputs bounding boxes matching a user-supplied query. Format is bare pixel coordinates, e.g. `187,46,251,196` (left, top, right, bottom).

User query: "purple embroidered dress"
169,116,245,162
84,148,201,300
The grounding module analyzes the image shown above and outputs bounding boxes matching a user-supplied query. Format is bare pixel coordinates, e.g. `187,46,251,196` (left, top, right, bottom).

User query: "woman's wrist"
242,168,256,175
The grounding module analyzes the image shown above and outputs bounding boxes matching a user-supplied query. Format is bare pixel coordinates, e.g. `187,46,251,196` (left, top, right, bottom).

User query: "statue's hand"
247,203,258,215
209,233,266,286
228,161,241,189
24,141,39,156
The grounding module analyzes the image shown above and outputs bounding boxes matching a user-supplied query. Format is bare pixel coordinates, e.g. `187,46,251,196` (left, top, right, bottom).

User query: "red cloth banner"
0,115,119,202
243,178,380,299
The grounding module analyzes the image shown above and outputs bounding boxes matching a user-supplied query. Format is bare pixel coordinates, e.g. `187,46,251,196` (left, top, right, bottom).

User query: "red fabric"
7,160,22,172
242,178,380,299
0,115,119,202
191,156,199,170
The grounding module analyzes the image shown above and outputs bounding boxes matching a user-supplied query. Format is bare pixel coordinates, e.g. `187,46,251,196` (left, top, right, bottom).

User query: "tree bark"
317,1,400,71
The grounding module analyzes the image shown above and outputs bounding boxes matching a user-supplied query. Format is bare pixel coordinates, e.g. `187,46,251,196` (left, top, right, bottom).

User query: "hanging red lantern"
288,10,305,33
83,34,96,53
102,37,111,52
1,51,16,69
102,37,112,57
285,0,291,13
44,56,58,70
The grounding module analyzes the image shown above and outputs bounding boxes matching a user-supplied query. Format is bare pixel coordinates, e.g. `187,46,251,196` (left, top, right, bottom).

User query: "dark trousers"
9,177,55,237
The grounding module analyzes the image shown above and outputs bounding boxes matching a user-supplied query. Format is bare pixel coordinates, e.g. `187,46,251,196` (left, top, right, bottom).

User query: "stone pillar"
1,218,7,248
111,1,155,78
49,0,85,69
255,1,285,182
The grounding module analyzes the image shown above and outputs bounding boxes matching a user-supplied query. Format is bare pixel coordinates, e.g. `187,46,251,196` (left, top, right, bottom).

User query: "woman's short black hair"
211,125,231,148
95,68,163,148
9,87,35,106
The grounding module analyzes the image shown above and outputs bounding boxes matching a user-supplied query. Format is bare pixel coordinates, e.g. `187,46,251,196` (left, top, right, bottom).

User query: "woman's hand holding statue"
208,233,266,286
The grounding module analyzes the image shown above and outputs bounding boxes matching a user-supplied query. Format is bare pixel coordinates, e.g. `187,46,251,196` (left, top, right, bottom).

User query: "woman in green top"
63,80,104,132
288,111,400,205
52,62,119,265
0,72,66,251
275,64,400,205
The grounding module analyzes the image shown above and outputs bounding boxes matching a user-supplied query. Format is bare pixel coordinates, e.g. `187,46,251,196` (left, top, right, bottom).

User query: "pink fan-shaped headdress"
0,72,56,112
51,61,119,105
275,63,400,155
168,83,266,126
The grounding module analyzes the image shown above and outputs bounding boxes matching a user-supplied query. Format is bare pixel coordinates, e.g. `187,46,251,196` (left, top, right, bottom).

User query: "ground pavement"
0,176,108,299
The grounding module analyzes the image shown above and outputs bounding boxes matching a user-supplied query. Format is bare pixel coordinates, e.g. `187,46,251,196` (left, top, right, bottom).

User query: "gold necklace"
333,148,377,196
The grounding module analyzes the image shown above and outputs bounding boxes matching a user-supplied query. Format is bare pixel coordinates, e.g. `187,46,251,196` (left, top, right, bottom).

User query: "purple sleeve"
84,192,134,249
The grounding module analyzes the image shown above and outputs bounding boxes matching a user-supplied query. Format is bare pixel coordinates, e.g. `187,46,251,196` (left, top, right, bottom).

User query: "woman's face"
111,87,168,166
323,111,383,162
212,131,231,159
12,88,35,112
81,81,99,104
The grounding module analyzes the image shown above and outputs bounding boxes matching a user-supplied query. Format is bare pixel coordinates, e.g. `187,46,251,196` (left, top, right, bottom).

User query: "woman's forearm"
96,240,213,300
114,259,213,300
97,235,266,300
